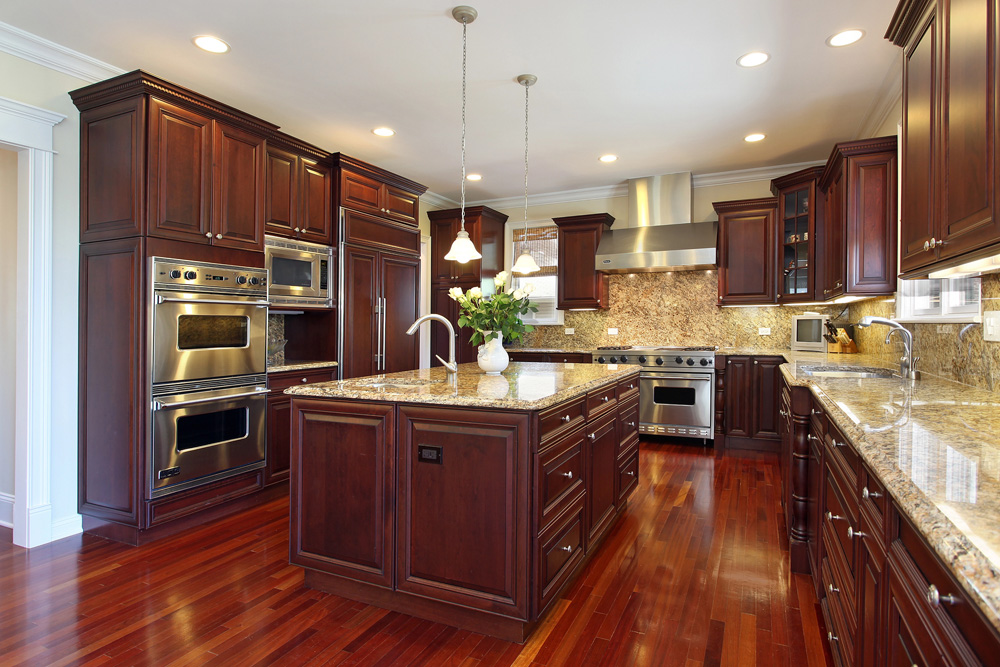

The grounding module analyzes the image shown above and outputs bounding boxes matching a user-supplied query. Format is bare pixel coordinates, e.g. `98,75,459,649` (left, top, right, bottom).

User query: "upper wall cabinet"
887,0,1000,276
553,213,615,310
333,154,424,227
771,167,825,304
714,198,778,305
264,138,334,245
818,136,898,299
73,71,275,251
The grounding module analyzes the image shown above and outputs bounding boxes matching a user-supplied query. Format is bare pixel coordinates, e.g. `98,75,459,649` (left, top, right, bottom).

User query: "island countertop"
285,361,639,410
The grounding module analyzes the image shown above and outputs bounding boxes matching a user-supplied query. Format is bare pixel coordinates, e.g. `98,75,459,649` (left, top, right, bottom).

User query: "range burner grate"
596,345,634,350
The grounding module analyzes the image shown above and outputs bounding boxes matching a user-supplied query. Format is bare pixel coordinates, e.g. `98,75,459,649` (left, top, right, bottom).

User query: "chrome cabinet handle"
828,631,838,643
926,584,958,607
152,387,266,410
754,360,758,365
847,526,866,539
561,415,571,423
588,433,596,441
562,471,573,479
601,395,610,402
205,232,213,238
294,227,301,232
381,297,388,370
826,511,845,522
560,545,573,553
828,583,839,594
626,470,635,477
811,408,822,415
832,440,845,448
807,434,821,442
301,378,308,383
836,281,842,288
216,233,222,239
862,487,881,500
627,421,636,428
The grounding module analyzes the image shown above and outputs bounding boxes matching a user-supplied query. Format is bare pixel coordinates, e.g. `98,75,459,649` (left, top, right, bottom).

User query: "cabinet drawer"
618,430,639,462
539,396,586,446
822,558,856,666
509,351,549,363
537,499,585,612
809,403,826,437
538,430,585,529
618,453,639,504
618,399,639,443
268,368,338,392
586,385,618,418
825,423,859,489
824,469,858,593
859,464,886,530
616,375,639,402
383,184,418,225
554,352,592,364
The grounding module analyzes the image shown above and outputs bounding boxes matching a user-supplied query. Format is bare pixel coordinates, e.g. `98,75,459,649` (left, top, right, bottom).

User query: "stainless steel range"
591,345,716,441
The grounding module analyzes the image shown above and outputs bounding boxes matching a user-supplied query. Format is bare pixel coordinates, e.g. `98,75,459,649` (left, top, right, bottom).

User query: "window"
505,221,563,326
895,276,980,321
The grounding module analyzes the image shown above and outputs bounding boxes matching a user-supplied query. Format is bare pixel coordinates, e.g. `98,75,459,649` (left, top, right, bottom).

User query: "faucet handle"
435,354,458,372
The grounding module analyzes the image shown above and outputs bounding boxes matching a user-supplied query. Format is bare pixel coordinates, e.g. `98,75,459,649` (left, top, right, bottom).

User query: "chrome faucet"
406,314,458,374
856,316,919,380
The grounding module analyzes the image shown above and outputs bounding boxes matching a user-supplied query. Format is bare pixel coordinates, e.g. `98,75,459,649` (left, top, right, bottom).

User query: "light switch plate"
759,327,771,336
984,311,1000,342
565,328,575,335
608,328,619,335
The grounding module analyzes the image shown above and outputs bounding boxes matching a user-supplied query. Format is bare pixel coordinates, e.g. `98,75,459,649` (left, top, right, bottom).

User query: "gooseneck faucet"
856,316,919,380
406,314,458,375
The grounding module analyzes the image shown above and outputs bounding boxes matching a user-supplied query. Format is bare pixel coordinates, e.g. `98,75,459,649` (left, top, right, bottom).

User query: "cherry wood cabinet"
713,198,778,305
771,167,825,303
336,156,422,226
553,213,614,310
818,136,898,299
888,0,1000,276
778,372,813,575
264,143,334,245
720,354,784,452
265,367,338,486
507,351,592,363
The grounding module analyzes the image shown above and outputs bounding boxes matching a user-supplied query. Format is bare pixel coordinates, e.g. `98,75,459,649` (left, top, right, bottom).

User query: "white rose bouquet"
448,271,538,346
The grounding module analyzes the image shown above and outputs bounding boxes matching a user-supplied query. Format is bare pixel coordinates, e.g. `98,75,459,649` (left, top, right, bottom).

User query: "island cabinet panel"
396,406,531,619
537,427,586,529
290,399,395,588
584,411,619,549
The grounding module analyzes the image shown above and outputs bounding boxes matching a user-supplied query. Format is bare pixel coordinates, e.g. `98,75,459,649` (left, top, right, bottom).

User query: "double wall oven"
149,258,269,498
592,346,716,441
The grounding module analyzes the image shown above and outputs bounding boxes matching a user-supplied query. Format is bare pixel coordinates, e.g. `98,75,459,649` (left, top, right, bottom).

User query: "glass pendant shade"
511,251,540,274
444,229,482,263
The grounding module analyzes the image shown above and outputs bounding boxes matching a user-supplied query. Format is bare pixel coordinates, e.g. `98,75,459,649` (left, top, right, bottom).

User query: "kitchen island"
284,361,640,642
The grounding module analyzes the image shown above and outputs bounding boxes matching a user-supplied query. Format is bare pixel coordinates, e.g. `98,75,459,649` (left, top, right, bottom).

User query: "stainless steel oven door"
152,291,268,384
639,371,714,437
150,384,267,498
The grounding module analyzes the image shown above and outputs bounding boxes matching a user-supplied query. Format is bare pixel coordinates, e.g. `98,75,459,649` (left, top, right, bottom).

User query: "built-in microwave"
791,315,828,352
265,236,333,308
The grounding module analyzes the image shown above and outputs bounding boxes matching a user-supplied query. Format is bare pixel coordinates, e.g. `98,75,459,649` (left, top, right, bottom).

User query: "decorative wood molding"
885,0,935,46
0,20,124,83
819,136,898,190
332,153,427,196
711,197,778,213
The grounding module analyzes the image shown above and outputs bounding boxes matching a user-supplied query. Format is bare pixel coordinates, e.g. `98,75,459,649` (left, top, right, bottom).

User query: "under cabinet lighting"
192,35,230,53
827,30,864,47
737,51,770,67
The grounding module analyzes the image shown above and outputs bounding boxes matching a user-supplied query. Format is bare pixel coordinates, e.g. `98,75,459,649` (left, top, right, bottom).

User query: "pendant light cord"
523,79,529,234
460,16,468,233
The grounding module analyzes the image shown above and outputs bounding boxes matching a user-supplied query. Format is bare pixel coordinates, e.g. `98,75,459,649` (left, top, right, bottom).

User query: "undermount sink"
799,365,896,379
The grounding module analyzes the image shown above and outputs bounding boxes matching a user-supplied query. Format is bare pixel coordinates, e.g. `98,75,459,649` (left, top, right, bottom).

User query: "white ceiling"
3,0,902,204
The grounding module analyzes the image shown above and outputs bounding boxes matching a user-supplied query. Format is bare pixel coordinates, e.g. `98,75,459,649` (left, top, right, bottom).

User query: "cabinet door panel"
823,171,846,298
380,253,420,373
397,406,529,619
264,145,297,237
147,98,212,242
585,413,618,548
724,356,751,438
717,205,777,304
213,121,264,250
340,168,381,214
750,356,782,440
340,246,378,379
847,154,898,294
265,395,291,485
290,400,394,588
383,184,419,225
299,158,334,244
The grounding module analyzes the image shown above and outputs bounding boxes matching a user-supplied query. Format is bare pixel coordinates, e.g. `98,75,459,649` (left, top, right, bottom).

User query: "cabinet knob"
627,421,636,428
828,583,839,594
811,408,822,415
826,511,845,522
754,360,758,365
626,470,635,477
588,433,596,441
561,414,571,423
823,288,830,294
301,378,308,383
601,396,609,402
847,526,866,540
560,545,573,553
926,584,958,607
294,227,301,233
807,434,820,442
835,281,842,288
562,471,573,479
215,233,222,239
779,408,788,417
828,631,838,643
205,232,213,238
832,439,845,448
862,486,881,500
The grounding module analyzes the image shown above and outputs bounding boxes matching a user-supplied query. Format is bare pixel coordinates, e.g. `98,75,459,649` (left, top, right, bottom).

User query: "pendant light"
443,6,483,264
511,74,541,274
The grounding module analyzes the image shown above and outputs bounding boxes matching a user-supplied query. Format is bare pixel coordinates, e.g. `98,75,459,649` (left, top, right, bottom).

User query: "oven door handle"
640,374,713,381
154,295,269,307
152,388,268,411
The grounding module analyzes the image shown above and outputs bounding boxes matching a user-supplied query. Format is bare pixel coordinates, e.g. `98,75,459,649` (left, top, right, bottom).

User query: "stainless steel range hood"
595,172,717,273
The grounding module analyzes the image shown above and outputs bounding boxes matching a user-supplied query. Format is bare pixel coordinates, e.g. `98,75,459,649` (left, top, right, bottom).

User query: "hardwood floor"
0,441,830,666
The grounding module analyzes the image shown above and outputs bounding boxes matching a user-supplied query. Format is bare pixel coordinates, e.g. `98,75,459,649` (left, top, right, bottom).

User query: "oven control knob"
597,356,607,364
608,356,618,363
249,277,260,286
700,358,709,366
169,269,181,279
236,275,248,285
675,356,683,364
183,270,197,280
686,358,695,366
637,355,647,363
655,357,664,365
619,356,629,363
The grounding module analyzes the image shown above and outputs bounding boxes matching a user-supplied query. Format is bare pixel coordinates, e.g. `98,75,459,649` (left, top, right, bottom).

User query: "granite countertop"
778,350,1000,633
268,360,339,374
506,347,594,354
286,361,638,410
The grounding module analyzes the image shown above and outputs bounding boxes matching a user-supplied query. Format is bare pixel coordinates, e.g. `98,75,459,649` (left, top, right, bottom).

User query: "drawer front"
826,423,859,488
268,368,338,392
586,385,618,418
822,558,856,665
618,399,639,443
509,351,548,362
809,403,827,437
539,397,586,446
618,430,639,462
618,453,639,504
538,499,586,611
538,432,585,528
824,470,858,590
859,465,886,530
616,375,639,402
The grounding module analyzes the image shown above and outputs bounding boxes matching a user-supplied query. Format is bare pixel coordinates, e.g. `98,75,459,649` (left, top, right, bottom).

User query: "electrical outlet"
608,328,619,335
759,327,771,336
984,311,1000,342
565,328,575,335
937,324,955,334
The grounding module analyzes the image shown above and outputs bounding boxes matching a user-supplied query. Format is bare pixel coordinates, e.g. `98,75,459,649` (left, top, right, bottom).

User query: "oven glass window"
653,386,696,406
272,256,313,288
177,315,249,350
176,407,248,451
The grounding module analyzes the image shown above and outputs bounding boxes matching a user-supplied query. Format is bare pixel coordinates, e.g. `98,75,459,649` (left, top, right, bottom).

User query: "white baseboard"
50,514,82,541
0,492,13,528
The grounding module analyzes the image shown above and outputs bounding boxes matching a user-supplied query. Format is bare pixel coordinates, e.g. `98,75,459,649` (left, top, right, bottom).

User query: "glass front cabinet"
770,167,825,303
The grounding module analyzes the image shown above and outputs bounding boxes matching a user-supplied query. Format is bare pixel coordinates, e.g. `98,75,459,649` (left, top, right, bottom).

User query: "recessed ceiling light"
737,51,770,67
827,29,864,47
599,154,618,163
466,173,483,181
192,35,230,54
744,133,766,142
372,127,395,137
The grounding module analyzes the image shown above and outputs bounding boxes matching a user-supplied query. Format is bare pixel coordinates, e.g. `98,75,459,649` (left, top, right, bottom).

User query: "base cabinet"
266,368,338,485
721,354,784,452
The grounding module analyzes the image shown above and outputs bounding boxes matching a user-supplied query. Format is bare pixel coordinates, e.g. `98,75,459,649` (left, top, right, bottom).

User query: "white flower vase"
477,331,509,375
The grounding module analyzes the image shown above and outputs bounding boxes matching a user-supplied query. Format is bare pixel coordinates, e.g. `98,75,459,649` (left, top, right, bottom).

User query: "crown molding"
856,55,903,139
690,160,827,188
420,190,458,210
0,21,124,83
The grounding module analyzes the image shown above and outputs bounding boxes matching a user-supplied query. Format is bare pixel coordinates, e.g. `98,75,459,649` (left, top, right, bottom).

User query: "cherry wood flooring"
0,441,830,666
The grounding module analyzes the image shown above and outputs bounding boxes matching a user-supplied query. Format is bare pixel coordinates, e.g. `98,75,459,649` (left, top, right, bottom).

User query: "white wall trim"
0,21,124,83
0,95,66,548
690,161,828,188
0,491,13,528
856,54,904,140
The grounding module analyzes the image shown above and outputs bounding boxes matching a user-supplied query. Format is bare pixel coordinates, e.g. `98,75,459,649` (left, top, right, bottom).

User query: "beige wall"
0,51,88,531
0,148,16,523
